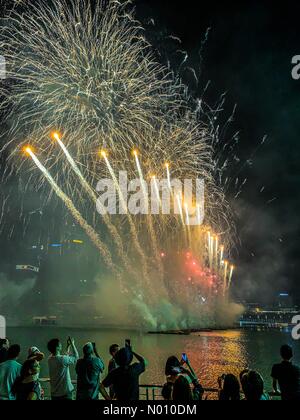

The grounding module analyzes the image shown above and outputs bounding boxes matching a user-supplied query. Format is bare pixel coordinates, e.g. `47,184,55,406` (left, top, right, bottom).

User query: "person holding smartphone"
102,339,148,400
108,343,120,399
179,352,204,400
162,355,182,400
76,342,108,400
162,353,204,401
47,336,79,400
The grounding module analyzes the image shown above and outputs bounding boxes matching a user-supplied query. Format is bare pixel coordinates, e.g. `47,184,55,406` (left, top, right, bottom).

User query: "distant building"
278,293,293,309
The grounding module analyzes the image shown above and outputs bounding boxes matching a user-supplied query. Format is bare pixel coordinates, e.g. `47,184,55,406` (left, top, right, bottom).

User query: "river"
6,327,299,396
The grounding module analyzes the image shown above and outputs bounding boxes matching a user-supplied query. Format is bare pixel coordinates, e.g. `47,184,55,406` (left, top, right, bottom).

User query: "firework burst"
0,0,237,328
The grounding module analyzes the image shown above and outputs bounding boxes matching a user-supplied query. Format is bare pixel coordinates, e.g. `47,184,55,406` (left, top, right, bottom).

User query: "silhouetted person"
76,342,107,400
162,354,203,401
165,356,182,377
271,344,300,400
108,344,119,372
108,343,119,398
218,374,240,400
172,375,194,401
0,344,21,400
13,359,42,400
102,343,147,400
27,346,45,362
0,338,9,363
48,337,79,400
162,356,182,400
241,370,269,400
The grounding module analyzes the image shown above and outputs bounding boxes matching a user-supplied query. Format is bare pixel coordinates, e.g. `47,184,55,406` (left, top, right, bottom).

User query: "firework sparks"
25,147,118,275
53,132,137,279
133,151,164,279
0,0,237,327
223,260,229,296
220,245,224,268
100,150,150,288
228,265,235,290
0,0,234,250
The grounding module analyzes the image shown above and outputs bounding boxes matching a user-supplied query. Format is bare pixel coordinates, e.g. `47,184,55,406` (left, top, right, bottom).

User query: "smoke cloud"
0,272,36,315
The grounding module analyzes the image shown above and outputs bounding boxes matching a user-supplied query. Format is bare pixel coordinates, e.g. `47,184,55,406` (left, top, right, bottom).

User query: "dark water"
7,327,299,392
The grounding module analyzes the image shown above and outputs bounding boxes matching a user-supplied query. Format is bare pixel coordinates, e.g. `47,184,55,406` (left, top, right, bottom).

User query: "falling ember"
207,231,212,268
215,236,219,256
228,265,235,289
196,204,201,226
176,194,185,226
152,175,161,203
210,236,214,269
214,236,219,268
220,245,224,268
184,203,189,226
133,150,147,196
165,163,172,190
223,260,229,296
207,231,211,247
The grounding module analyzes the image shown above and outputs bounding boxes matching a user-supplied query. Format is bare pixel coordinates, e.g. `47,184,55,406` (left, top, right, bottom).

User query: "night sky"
134,0,300,303
1,0,300,305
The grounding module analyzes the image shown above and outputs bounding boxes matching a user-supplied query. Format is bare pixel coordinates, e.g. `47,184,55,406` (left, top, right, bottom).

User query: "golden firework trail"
53,132,136,278
24,147,119,277
223,260,229,296
100,151,150,287
0,0,238,327
133,151,164,280
228,265,235,290
0,0,235,256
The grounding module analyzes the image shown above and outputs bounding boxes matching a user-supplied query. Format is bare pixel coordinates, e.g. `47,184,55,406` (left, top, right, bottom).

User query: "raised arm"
181,366,204,400
132,351,148,367
66,337,79,360
92,342,100,359
186,358,197,380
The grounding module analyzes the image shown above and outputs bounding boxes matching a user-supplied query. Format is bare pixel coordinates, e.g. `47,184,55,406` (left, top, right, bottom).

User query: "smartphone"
181,353,188,363
125,339,131,347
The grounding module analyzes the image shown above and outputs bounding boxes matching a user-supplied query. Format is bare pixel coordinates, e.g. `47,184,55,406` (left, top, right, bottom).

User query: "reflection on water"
186,331,248,390
7,327,299,392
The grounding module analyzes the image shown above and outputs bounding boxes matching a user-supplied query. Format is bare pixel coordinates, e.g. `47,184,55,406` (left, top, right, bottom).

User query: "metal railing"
39,379,281,400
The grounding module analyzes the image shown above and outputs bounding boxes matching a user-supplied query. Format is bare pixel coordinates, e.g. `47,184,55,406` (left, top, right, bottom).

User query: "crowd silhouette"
1,337,300,401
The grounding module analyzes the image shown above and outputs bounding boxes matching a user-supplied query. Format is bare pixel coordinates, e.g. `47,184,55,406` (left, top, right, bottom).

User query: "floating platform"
148,327,239,335
148,330,191,335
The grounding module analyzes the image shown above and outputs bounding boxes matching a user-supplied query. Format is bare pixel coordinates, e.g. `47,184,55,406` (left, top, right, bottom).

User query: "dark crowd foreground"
0,337,300,401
